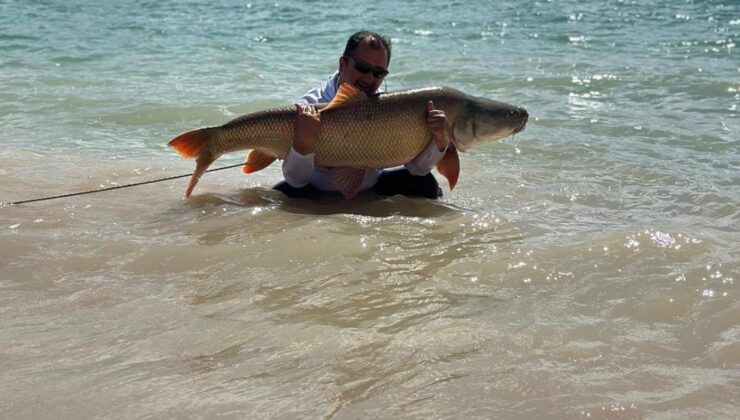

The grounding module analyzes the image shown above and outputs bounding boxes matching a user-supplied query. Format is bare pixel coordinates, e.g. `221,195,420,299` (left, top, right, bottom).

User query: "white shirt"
282,72,446,190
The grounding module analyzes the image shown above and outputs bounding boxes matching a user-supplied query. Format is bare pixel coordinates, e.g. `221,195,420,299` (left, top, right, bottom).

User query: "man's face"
338,42,389,95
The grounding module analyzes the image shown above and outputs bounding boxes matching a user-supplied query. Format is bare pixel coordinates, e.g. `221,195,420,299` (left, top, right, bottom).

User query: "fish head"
452,96,528,152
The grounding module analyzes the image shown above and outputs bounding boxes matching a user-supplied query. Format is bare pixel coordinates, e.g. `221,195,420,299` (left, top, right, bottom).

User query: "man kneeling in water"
273,31,450,199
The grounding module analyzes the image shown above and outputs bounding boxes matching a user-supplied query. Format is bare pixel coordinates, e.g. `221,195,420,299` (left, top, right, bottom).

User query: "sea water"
1,0,738,418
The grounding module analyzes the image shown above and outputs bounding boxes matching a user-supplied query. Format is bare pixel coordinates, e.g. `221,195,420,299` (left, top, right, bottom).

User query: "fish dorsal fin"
322,83,367,112
436,145,460,190
330,167,368,199
243,149,277,174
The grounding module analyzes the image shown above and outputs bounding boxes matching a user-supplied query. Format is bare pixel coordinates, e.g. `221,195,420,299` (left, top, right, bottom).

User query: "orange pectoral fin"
436,145,460,190
243,149,277,174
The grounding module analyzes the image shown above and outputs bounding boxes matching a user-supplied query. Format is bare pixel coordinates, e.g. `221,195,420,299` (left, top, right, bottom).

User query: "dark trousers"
273,168,442,199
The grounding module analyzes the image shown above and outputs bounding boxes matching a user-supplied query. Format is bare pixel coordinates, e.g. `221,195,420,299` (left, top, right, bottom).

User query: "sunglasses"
343,56,389,79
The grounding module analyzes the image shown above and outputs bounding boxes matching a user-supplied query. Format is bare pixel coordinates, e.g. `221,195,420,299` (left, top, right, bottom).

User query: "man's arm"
405,100,450,175
293,104,320,155
282,104,321,187
282,74,338,187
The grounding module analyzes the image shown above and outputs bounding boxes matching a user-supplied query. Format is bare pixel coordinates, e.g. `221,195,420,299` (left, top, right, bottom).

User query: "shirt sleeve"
282,147,316,187
405,141,448,176
298,72,339,105
284,73,340,186
298,89,321,105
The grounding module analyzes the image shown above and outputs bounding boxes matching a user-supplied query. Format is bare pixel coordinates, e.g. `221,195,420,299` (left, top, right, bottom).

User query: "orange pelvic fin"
168,128,212,159
330,167,368,199
322,83,367,112
436,145,460,190
243,149,278,174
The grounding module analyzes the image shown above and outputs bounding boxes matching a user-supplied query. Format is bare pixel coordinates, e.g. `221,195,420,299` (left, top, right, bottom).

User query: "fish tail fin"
185,152,215,197
167,128,216,197
436,145,460,190
168,128,212,159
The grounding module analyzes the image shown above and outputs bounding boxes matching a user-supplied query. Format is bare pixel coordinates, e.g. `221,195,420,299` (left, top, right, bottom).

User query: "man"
274,31,450,199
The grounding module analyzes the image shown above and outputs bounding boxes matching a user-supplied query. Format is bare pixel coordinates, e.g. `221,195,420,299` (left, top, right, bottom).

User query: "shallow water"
1,0,738,418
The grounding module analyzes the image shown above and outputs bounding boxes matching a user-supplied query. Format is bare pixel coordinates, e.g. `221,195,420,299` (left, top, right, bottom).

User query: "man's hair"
342,31,392,65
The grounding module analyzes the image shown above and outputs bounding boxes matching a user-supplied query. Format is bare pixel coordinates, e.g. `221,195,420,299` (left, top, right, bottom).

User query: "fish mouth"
513,107,528,134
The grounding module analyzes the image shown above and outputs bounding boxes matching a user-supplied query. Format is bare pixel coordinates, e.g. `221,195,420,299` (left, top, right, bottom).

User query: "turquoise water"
1,1,738,418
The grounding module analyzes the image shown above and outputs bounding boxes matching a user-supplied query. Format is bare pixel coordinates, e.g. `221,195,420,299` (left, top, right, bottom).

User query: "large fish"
169,83,528,198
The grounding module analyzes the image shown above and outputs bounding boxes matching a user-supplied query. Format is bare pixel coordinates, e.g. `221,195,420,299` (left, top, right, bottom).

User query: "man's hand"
294,104,321,155
427,100,449,152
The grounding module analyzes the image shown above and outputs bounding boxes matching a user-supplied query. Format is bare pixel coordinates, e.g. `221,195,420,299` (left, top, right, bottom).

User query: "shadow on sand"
185,186,464,218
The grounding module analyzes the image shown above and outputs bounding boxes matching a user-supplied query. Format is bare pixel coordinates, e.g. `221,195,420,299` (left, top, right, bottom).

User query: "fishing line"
4,162,246,206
